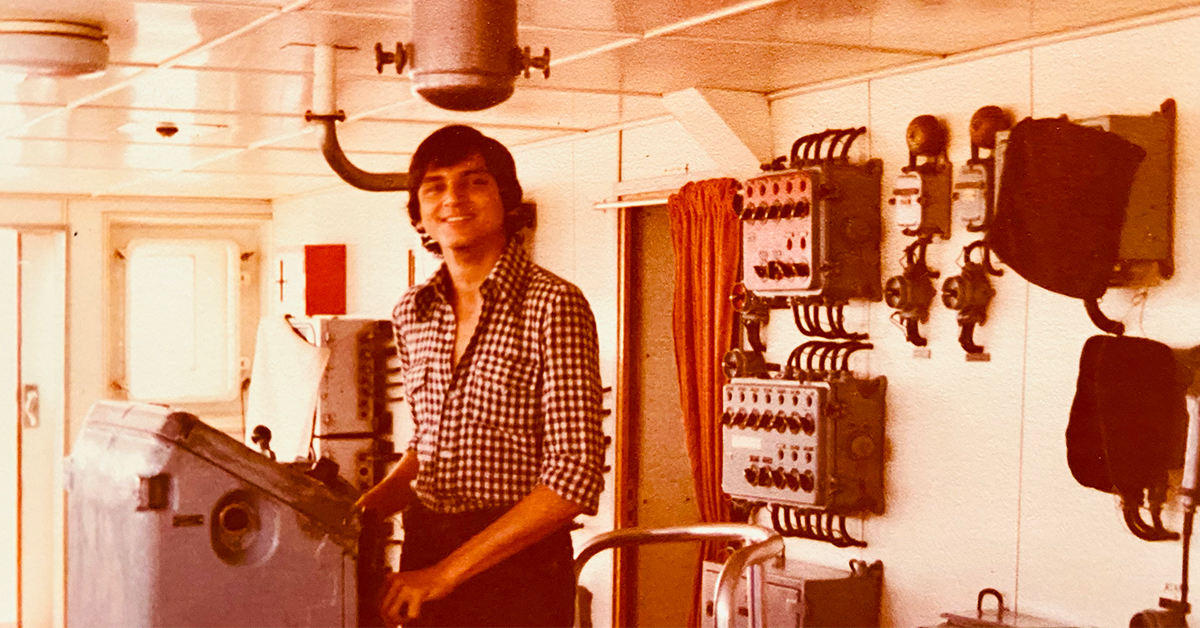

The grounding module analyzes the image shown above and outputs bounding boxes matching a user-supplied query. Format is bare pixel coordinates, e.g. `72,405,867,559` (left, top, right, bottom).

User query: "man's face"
416,152,506,255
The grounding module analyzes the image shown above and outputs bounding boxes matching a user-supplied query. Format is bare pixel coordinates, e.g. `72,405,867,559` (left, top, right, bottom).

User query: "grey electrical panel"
721,377,886,513
310,317,398,491
699,559,883,628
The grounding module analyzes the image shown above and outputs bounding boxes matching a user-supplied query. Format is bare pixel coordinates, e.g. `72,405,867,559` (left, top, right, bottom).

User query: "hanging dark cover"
1067,335,1187,499
987,117,1146,300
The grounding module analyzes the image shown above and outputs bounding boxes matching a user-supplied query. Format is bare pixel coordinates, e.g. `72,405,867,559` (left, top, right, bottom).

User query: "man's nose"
446,178,469,203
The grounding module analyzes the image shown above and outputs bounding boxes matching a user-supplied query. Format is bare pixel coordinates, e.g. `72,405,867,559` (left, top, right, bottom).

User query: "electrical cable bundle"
785,340,873,380
770,504,866,548
791,297,868,340
790,127,867,167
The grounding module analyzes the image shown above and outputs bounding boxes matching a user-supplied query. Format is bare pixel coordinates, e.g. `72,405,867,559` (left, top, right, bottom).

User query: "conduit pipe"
307,44,409,192
572,523,784,628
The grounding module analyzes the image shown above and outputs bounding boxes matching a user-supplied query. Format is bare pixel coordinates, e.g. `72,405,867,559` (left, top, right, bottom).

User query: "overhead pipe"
306,44,409,192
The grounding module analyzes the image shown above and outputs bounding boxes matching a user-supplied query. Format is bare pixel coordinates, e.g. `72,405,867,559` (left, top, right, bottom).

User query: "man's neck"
443,239,507,303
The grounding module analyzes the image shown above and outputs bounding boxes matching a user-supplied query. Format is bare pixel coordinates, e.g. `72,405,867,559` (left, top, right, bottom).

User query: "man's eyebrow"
419,167,492,185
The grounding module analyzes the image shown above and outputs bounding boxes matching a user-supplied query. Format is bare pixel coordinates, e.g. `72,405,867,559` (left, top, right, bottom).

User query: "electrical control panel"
721,377,886,513
740,162,883,301
310,317,398,491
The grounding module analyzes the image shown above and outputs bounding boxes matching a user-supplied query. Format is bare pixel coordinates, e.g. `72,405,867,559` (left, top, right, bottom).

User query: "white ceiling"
0,0,1195,200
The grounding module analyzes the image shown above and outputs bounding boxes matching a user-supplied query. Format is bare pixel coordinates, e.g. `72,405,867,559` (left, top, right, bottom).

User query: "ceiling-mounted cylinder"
411,0,518,111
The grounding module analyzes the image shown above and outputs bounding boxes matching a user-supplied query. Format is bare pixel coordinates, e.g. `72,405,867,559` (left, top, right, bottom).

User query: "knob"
785,469,802,491
771,468,785,488
786,413,802,434
732,411,747,427
773,415,787,433
942,275,966,310
721,410,733,425
744,467,757,486
745,411,761,429
766,261,783,280
795,200,811,218
799,471,815,493
759,411,774,431
793,262,811,278
851,435,876,460
884,275,908,309
756,467,772,487
767,203,782,219
779,263,797,278
800,413,816,435
780,202,795,218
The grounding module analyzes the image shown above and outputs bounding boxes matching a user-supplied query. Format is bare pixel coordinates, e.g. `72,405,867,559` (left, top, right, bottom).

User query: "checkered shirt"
392,242,605,515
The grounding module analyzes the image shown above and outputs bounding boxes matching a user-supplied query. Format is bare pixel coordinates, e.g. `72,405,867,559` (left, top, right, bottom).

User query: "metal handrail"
573,523,785,628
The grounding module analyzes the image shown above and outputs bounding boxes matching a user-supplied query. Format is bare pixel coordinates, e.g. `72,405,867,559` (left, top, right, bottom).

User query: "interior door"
0,228,66,628
0,229,17,628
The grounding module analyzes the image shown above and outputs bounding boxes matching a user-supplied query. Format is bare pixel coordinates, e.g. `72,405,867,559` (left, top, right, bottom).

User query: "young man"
356,125,605,627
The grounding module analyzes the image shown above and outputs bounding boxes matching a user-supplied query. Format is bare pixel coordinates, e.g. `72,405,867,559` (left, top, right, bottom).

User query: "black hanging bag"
1066,335,1189,540
987,117,1146,333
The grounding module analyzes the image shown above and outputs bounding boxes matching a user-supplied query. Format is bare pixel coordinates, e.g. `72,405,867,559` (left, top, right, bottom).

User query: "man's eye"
420,184,445,195
472,177,491,186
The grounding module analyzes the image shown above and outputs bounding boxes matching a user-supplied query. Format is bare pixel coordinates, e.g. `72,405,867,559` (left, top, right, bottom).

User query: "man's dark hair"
407,125,524,255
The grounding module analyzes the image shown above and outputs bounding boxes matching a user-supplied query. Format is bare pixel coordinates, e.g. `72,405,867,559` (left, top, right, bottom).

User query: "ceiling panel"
1032,0,1199,33
0,0,1192,199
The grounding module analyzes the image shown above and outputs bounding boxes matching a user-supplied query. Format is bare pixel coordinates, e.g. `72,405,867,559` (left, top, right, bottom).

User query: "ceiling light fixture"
0,19,108,77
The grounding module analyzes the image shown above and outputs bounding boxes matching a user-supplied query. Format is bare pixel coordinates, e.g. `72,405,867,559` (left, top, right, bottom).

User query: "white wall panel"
271,188,414,318
1016,16,1200,627
747,14,1200,628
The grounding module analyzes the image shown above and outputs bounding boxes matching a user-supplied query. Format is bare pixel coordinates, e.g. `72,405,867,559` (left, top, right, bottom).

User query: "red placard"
304,244,346,315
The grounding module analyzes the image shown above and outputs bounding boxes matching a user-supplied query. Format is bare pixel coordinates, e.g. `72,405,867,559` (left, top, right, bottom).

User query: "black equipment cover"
1067,335,1187,502
988,117,1145,300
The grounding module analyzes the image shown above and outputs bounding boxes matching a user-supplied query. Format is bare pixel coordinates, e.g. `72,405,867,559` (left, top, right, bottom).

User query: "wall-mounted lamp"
0,20,108,77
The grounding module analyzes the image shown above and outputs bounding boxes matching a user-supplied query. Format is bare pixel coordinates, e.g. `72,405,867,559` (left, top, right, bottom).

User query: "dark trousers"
399,502,576,628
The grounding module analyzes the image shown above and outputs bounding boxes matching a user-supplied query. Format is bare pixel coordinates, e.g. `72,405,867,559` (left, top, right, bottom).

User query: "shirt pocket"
404,362,431,412
466,355,542,434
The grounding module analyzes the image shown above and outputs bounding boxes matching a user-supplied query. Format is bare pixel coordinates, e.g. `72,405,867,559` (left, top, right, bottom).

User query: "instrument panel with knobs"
721,377,887,513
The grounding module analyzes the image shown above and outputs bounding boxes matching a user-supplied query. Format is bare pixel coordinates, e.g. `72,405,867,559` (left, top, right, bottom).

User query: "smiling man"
356,125,605,628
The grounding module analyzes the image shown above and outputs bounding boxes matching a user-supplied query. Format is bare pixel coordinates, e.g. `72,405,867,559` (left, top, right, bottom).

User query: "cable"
840,127,867,161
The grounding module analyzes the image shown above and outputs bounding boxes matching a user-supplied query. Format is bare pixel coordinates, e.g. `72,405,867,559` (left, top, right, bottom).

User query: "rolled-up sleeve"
538,285,606,515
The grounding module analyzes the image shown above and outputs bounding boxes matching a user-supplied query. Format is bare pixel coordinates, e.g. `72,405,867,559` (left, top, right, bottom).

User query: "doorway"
622,205,702,627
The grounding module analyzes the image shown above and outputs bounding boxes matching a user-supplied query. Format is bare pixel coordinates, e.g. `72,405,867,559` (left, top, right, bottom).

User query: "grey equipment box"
699,558,883,628
67,401,360,627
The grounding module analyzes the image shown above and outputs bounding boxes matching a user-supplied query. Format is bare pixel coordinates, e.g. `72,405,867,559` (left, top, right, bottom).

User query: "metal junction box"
740,162,883,301
67,401,360,628
721,377,886,514
699,559,882,628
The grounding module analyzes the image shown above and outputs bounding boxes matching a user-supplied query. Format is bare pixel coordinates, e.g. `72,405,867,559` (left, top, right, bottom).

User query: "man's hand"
379,566,458,625
356,450,419,518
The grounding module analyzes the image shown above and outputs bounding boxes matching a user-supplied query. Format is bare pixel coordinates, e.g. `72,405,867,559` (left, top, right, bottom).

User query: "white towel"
244,316,330,462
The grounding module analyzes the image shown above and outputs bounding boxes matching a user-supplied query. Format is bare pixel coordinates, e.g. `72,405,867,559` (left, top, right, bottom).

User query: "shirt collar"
413,240,529,315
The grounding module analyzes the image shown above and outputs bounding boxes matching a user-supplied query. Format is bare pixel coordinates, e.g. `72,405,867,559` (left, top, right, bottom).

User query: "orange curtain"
668,178,741,627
